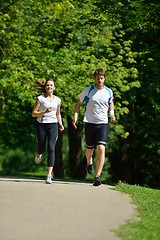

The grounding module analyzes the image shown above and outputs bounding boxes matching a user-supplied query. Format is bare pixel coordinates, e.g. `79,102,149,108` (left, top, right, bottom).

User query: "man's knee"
96,144,105,152
85,147,94,156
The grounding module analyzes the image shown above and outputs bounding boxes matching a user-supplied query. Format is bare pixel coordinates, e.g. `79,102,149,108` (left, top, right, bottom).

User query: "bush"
2,148,37,174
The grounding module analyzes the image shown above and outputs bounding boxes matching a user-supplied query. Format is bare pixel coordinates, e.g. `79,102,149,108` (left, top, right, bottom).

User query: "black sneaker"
93,176,101,186
86,164,93,174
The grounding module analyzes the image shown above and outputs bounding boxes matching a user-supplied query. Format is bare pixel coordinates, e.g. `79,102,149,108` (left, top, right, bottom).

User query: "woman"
32,78,64,184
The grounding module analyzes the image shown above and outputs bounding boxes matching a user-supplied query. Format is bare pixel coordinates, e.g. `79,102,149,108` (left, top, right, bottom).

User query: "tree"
1,0,149,184
105,0,160,188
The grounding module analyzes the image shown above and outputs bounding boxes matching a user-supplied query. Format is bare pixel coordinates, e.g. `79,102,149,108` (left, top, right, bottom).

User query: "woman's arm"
56,104,64,131
32,99,51,117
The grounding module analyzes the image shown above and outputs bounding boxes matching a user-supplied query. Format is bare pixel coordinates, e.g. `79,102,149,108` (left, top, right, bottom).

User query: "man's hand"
110,115,115,122
72,120,77,129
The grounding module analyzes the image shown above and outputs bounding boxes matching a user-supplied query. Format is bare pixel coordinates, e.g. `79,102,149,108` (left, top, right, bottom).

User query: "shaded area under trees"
0,0,160,188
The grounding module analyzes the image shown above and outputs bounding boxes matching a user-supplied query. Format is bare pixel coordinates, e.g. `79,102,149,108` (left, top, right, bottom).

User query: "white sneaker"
34,154,42,164
46,175,53,184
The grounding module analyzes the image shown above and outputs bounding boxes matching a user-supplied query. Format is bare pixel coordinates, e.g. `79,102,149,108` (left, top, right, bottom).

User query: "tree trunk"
54,131,64,178
67,116,87,179
109,137,138,185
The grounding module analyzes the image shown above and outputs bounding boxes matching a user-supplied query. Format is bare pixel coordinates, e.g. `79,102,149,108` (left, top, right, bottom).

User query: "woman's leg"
35,122,47,155
47,123,58,170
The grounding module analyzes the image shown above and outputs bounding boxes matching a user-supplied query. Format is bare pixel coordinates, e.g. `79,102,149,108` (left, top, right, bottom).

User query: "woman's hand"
59,124,64,131
45,107,52,113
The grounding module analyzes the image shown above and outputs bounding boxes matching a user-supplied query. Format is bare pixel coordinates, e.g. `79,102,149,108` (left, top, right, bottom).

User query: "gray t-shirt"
36,94,61,123
78,85,114,124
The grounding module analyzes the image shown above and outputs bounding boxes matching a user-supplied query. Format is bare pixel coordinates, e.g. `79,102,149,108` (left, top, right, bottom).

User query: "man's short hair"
94,69,106,78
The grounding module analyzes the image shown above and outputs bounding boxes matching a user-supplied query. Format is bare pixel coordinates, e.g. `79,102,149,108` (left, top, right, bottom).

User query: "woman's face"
45,80,55,93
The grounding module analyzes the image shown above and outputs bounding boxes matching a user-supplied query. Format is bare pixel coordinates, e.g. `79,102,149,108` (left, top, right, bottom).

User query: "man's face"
95,74,105,89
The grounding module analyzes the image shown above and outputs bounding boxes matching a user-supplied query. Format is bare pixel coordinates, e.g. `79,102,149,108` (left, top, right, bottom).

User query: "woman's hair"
35,78,55,93
93,69,106,78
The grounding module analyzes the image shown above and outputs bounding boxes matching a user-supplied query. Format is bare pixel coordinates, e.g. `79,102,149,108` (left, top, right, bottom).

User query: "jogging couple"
32,69,115,185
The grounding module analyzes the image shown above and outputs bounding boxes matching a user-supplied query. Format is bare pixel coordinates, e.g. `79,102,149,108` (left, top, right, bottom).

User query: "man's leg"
92,144,105,186
85,148,94,165
85,147,94,174
85,123,95,174
95,144,105,177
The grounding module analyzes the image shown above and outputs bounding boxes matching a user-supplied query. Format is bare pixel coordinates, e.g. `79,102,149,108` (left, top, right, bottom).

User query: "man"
72,69,115,186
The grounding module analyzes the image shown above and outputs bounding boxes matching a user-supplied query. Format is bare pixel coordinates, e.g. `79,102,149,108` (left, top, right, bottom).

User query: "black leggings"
35,122,58,167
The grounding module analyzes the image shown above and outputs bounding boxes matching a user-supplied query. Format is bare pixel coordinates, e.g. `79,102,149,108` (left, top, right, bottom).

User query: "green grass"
115,182,160,240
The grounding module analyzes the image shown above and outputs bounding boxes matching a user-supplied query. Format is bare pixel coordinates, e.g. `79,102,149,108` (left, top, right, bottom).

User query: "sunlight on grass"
115,182,160,240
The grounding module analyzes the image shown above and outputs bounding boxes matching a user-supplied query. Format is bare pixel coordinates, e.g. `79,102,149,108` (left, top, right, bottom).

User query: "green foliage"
0,0,139,128
2,148,37,174
0,0,160,187
116,182,160,240
0,0,140,176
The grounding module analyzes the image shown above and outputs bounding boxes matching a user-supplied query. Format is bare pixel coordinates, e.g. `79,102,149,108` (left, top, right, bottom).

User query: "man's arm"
72,98,82,129
109,101,115,122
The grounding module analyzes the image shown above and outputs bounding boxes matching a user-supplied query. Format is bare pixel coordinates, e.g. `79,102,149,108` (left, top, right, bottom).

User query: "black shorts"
85,123,108,149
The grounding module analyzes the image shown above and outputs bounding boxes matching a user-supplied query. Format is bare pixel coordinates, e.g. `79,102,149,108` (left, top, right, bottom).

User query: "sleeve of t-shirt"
108,89,114,104
37,95,43,103
56,97,61,105
78,87,91,103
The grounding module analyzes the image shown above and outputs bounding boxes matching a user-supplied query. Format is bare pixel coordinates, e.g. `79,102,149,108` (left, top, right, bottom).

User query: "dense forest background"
0,0,160,189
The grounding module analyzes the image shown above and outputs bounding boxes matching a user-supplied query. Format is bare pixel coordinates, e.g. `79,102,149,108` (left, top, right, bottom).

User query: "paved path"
0,177,136,240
